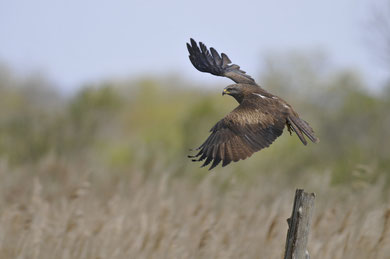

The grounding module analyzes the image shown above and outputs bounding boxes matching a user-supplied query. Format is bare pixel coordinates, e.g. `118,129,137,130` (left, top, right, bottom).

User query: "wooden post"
284,189,316,259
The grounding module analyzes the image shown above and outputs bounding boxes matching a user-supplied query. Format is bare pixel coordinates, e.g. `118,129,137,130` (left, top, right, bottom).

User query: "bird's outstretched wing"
186,38,256,85
189,101,286,170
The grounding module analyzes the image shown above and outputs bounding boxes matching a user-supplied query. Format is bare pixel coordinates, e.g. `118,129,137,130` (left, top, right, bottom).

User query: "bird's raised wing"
186,38,256,85
189,101,286,170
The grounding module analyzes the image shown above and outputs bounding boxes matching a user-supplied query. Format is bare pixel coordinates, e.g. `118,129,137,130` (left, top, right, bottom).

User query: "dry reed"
0,158,389,259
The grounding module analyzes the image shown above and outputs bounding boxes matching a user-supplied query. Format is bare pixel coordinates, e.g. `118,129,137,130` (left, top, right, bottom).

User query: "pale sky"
0,0,388,92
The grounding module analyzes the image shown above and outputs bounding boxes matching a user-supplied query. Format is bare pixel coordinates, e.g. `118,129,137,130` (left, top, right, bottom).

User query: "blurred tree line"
0,53,389,186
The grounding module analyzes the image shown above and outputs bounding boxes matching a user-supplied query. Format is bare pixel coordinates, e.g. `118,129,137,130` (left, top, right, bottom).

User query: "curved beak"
222,88,230,96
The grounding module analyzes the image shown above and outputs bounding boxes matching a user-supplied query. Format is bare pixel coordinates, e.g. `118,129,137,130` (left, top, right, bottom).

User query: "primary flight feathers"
186,38,256,85
187,39,319,170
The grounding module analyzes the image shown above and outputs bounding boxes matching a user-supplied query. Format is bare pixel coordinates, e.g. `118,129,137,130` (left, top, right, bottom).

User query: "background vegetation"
1,53,389,183
0,50,389,258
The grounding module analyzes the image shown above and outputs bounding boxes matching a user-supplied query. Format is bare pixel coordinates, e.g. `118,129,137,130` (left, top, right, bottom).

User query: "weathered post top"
284,189,316,259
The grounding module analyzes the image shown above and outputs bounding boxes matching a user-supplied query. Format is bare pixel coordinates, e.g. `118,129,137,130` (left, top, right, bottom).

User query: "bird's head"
222,84,255,103
222,85,239,95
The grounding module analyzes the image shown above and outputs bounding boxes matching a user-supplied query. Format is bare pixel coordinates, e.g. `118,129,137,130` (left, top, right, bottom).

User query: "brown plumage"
187,39,319,170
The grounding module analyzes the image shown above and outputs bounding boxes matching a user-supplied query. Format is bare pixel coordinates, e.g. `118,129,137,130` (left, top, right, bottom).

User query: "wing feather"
187,39,256,85
222,142,233,167
210,48,222,66
189,100,287,170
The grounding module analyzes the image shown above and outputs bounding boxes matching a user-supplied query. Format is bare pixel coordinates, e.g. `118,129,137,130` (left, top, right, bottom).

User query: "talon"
287,122,293,135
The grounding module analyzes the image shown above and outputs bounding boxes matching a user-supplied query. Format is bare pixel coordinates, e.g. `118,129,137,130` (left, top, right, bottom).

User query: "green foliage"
0,56,389,186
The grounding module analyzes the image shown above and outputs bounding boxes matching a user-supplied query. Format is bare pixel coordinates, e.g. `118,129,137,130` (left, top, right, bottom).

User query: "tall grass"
0,158,389,259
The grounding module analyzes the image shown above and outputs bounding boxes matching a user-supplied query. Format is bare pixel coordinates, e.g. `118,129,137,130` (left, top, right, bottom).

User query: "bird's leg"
287,121,294,135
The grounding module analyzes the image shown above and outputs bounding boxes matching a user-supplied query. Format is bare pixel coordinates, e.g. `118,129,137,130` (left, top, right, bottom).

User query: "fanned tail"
287,116,319,145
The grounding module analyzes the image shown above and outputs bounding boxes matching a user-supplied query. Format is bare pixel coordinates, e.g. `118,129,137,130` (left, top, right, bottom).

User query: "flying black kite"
187,39,319,170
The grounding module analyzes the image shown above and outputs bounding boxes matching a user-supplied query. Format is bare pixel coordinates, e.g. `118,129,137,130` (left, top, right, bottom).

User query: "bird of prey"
186,39,319,170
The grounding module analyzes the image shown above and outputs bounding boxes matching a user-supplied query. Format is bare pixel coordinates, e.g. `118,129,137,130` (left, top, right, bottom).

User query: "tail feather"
287,116,319,145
